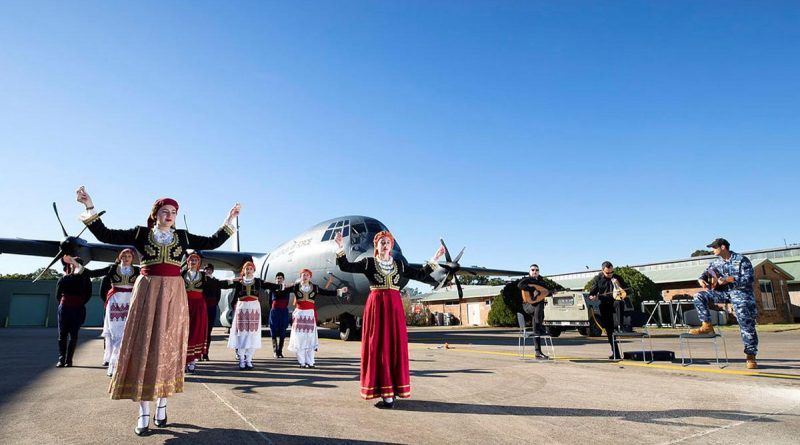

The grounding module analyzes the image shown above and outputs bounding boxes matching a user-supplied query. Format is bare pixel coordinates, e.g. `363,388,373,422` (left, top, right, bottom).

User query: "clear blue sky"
1,1,798,277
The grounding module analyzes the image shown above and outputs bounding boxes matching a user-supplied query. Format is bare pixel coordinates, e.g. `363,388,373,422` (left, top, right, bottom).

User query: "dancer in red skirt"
334,230,444,408
183,253,209,373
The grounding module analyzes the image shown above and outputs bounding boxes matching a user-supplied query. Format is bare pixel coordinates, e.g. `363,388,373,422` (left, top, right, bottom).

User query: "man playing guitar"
517,264,551,359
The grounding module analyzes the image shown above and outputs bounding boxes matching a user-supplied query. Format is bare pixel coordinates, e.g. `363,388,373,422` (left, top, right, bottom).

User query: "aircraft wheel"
339,313,361,341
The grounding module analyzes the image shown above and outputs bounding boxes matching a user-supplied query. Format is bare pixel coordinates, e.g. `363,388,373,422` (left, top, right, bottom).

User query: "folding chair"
516,313,555,360
679,310,729,368
612,328,654,363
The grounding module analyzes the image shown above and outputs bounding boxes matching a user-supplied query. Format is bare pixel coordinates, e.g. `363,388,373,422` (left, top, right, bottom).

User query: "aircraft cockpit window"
351,223,366,235
321,220,351,242
365,221,383,233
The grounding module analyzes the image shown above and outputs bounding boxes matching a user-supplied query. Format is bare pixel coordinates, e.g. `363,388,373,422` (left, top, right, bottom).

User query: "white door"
468,303,481,326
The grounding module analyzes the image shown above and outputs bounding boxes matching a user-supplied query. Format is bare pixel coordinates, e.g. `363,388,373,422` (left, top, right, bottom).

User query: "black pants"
57,305,85,364
206,304,218,353
530,302,545,333
599,300,624,355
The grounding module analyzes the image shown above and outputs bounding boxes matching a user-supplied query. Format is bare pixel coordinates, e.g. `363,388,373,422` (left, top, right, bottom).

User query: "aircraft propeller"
437,238,466,300
32,203,103,282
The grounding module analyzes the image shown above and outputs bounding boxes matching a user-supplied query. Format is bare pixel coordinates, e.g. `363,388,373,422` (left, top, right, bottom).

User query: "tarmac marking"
408,344,800,381
201,382,276,445
662,401,800,444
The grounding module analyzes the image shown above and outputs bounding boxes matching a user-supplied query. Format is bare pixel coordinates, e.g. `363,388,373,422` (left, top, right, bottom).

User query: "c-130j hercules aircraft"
0,206,526,340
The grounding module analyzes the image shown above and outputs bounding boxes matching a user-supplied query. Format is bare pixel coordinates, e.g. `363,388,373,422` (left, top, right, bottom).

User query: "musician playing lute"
517,264,551,359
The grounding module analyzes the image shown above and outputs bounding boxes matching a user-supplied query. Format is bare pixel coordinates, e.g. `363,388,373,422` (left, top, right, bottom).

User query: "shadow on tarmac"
152,423,402,445
408,329,610,347
393,400,795,427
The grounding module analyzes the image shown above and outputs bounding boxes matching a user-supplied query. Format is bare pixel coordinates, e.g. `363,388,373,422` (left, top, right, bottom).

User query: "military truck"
542,291,602,337
543,290,642,337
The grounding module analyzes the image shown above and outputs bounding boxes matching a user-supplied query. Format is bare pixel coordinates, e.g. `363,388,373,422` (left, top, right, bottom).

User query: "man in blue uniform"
689,238,759,369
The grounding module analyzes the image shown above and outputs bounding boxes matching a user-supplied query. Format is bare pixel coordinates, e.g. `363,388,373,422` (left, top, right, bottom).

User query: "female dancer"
286,269,347,368
76,186,239,436
87,249,140,376
334,231,443,408
224,261,267,370
183,253,209,373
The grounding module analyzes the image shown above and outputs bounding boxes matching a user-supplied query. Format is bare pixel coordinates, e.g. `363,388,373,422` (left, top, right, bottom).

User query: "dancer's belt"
271,299,289,309
140,264,181,277
296,301,315,310
59,295,84,307
238,296,258,302
187,290,204,300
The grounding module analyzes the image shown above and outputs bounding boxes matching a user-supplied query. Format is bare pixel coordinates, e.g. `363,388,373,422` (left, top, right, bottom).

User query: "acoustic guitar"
521,283,550,305
704,267,735,290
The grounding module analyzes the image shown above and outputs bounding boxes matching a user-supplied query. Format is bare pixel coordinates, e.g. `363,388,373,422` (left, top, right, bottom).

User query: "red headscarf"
186,253,202,271
117,248,135,263
147,198,179,228
240,261,256,277
300,268,313,278
373,231,395,258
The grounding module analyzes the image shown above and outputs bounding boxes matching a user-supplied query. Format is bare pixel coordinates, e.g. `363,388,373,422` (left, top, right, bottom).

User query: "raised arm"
184,203,240,250
334,231,369,273
76,186,139,245
401,245,445,282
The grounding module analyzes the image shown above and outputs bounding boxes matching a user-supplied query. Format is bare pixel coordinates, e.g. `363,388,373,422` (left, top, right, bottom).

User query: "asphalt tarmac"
1,326,798,444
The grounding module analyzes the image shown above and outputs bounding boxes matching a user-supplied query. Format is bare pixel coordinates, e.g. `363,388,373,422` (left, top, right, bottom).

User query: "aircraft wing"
407,262,527,278
0,237,259,271
0,238,61,258
194,250,259,271
0,237,137,265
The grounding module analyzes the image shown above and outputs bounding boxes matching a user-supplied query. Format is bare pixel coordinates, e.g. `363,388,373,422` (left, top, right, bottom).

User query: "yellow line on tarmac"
411,344,800,381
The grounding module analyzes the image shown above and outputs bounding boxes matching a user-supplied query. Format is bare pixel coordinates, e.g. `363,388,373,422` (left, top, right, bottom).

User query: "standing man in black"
202,263,222,361
55,255,93,367
517,264,551,359
588,261,628,360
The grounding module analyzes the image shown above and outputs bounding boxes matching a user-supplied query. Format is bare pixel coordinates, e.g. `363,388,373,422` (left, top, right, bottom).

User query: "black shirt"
588,273,628,304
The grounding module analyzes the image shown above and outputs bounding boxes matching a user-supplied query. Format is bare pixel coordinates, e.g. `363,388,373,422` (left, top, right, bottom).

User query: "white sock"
138,402,150,428
156,397,167,421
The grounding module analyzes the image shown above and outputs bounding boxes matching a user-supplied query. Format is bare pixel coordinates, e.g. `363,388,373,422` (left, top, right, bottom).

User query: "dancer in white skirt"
87,248,140,377
287,269,347,368
224,261,267,370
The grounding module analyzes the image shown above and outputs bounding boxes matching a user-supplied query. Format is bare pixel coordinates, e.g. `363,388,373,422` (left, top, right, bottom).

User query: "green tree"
0,267,63,281
487,277,564,326
582,266,660,308
691,249,713,257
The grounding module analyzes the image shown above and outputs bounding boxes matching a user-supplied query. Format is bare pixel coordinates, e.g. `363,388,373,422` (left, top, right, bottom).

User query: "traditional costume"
55,259,93,367
335,232,436,402
80,197,234,435
267,275,292,358
183,253,209,373
286,269,343,368
86,249,140,376
224,262,266,370
202,267,222,361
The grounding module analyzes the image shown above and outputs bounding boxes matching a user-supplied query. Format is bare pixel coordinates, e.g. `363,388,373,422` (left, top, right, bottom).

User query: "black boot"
277,337,285,358
272,338,278,358
57,338,67,367
65,337,78,367
534,338,549,359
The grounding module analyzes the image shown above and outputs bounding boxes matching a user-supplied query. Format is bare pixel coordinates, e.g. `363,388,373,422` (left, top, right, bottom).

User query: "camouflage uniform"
692,252,758,355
